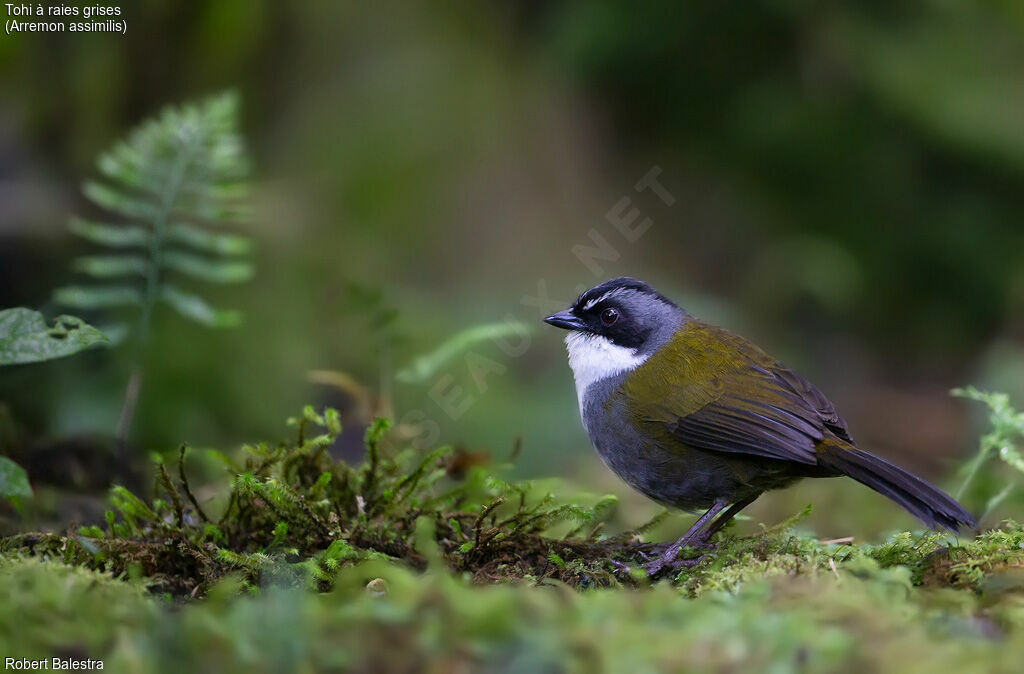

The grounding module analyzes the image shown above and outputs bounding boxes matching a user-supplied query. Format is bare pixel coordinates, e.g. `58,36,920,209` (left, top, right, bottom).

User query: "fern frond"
166,223,251,255
72,255,150,278
160,284,242,328
68,217,150,248
55,91,253,335
162,251,253,283
54,285,143,309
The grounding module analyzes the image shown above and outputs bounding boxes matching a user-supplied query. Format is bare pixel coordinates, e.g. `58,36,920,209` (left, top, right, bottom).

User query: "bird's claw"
611,551,708,577
609,559,633,573
631,539,716,565
640,553,707,576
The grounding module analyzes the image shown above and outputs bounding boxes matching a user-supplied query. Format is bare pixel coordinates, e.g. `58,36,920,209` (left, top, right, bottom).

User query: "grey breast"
578,370,747,512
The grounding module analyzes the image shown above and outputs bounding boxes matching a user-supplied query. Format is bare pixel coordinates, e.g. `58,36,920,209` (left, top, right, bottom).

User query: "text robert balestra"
4,658,103,670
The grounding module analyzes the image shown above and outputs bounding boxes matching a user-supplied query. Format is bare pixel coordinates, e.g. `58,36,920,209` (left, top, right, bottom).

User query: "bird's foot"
609,559,633,574
639,550,707,576
635,539,716,562
611,548,709,577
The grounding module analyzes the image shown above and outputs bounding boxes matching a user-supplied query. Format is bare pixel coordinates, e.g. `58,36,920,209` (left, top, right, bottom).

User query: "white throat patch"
564,331,648,419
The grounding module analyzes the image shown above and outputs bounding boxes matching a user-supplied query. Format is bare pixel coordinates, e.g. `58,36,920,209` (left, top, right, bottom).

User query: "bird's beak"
543,310,586,331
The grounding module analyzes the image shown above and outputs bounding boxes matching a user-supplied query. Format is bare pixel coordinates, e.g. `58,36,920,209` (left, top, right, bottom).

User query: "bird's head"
544,277,684,390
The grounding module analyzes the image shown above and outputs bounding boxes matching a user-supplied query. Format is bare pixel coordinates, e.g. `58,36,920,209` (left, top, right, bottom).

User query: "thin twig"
115,368,143,443
157,462,184,528
362,436,381,514
473,498,505,552
179,445,210,523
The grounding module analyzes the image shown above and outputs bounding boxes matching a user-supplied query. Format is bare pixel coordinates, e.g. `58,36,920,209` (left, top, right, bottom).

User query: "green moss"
0,557,152,659
3,405,1024,671
4,406,1024,599
2,554,1023,673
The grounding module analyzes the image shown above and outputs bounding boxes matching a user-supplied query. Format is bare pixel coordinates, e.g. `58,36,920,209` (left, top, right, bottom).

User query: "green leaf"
160,285,242,327
73,255,150,278
998,444,1024,474
162,251,253,283
68,217,150,248
96,141,147,186
96,142,181,196
0,456,32,502
110,485,156,521
396,321,532,383
174,192,251,223
759,503,814,535
167,223,251,255
0,308,109,366
952,386,1024,496
82,181,158,221
54,285,143,309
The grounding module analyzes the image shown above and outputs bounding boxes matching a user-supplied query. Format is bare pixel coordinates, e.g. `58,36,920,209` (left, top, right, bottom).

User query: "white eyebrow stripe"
581,291,617,311
581,288,641,312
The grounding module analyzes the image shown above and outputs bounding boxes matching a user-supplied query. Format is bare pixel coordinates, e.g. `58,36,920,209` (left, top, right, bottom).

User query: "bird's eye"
600,308,619,325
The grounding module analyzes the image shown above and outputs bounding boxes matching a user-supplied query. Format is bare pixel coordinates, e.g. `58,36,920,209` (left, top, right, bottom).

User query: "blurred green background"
2,0,1024,537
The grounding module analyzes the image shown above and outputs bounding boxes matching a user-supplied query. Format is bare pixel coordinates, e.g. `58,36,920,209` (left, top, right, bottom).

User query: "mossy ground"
2,406,1024,672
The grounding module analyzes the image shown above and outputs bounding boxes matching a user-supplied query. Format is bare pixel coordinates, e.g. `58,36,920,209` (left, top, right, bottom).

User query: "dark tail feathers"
817,444,975,532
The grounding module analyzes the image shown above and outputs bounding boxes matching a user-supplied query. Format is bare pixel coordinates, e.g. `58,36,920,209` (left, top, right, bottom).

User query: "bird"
543,277,974,575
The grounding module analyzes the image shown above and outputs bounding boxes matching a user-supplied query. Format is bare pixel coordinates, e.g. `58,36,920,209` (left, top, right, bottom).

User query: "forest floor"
2,407,1023,673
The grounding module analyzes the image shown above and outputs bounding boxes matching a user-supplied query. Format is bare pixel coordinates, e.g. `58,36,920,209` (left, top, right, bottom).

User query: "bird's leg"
621,494,761,576
635,499,729,575
696,493,760,543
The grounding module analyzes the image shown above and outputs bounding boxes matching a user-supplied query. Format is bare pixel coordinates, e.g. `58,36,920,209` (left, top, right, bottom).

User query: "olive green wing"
625,321,851,466
770,363,854,444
